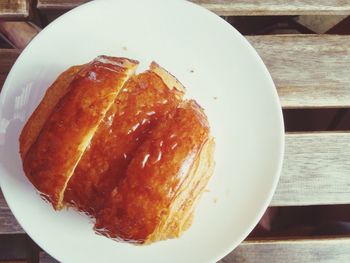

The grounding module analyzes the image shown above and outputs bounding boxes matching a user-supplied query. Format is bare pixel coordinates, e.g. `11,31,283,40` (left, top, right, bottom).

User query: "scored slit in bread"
21,56,139,208
63,63,185,215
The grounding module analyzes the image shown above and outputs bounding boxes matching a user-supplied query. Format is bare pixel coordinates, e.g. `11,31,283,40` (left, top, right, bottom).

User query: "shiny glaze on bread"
20,57,214,244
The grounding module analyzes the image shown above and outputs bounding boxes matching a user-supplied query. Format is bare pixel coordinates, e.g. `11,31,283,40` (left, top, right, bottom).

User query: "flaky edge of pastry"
20,57,139,209
145,137,215,244
19,65,84,159
149,62,186,96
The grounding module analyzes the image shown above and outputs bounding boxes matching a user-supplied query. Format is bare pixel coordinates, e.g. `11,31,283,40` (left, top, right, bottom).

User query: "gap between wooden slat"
219,237,350,263
36,0,350,16
1,132,349,234
247,35,350,108
0,0,29,20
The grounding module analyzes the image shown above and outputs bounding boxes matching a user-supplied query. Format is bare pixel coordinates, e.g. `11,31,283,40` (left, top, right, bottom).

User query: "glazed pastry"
21,56,138,208
95,100,215,243
64,63,185,215
19,64,83,159
19,56,215,244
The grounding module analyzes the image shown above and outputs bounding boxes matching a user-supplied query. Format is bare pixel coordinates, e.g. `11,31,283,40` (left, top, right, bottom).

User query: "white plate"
0,0,284,262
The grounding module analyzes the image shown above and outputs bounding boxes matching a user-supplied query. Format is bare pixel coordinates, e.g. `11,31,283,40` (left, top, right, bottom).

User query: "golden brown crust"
19,65,83,159
63,70,184,215
94,100,212,243
22,56,138,208
150,62,186,95
147,137,215,243
20,57,215,244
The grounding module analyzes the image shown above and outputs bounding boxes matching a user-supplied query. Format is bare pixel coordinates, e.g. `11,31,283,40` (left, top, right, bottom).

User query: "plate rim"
0,0,285,262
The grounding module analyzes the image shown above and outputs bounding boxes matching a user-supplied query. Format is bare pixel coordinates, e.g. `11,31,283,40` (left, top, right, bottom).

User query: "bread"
64,63,185,215
95,100,215,243
19,65,83,159
20,56,215,244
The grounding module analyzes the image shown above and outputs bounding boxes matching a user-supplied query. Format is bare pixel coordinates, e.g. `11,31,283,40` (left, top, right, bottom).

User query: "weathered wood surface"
0,49,20,91
37,237,350,263
0,261,28,263
2,35,350,108
37,0,350,15
0,0,29,20
271,132,350,206
193,0,350,16
1,132,349,233
247,35,350,108
219,237,350,263
39,251,59,263
0,190,24,234
37,0,87,9
0,22,40,49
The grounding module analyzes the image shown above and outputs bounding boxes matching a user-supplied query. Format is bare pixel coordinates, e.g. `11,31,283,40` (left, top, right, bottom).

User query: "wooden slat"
37,237,350,263
271,132,350,206
37,0,87,9
0,49,20,91
0,261,28,263
37,238,350,263
2,35,350,108
194,0,350,16
0,132,349,233
219,237,350,263
0,190,24,234
0,22,40,50
247,35,350,108
0,0,29,20
39,251,58,263
37,0,350,15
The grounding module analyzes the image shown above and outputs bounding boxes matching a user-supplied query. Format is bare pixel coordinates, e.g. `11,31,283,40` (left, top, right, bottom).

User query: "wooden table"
1,1,350,262
0,0,30,20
